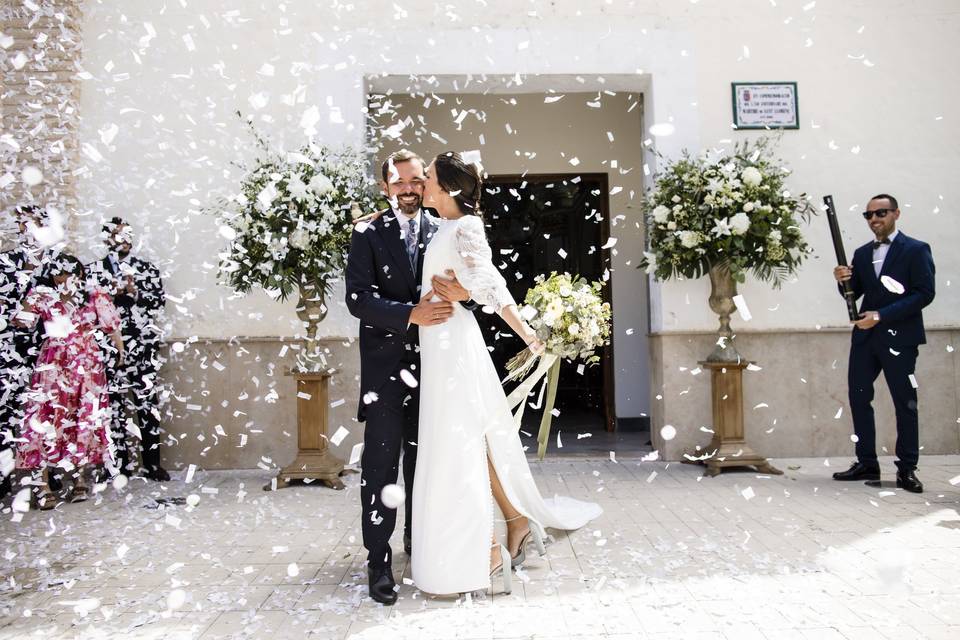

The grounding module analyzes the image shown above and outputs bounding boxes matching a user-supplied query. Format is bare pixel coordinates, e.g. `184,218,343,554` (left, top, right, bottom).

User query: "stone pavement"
1,455,958,639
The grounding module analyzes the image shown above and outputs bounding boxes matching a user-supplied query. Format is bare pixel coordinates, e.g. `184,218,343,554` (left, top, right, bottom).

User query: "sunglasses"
862,208,895,220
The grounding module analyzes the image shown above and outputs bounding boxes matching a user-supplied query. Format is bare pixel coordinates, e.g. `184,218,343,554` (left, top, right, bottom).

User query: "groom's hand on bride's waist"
431,269,471,302
409,290,454,326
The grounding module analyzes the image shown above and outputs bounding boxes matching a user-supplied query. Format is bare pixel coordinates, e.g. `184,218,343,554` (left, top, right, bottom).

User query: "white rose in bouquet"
741,166,762,187
679,230,701,248
290,227,310,250
308,173,334,195
652,205,671,223
730,212,751,236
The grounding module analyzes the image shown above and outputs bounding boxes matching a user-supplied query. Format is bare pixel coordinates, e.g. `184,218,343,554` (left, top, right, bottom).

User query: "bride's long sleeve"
454,215,516,313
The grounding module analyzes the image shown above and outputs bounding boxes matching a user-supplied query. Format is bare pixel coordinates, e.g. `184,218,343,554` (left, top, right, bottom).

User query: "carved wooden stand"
695,361,782,477
265,370,346,491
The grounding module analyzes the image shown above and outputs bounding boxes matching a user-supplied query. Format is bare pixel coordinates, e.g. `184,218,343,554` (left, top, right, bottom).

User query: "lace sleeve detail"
454,216,516,313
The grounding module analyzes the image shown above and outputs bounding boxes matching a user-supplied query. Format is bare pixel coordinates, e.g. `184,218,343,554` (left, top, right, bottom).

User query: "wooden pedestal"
265,370,346,491
695,361,782,477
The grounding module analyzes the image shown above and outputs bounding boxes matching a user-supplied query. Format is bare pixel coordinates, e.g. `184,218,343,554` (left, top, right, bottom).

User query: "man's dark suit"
345,209,437,570
844,232,935,472
88,254,167,475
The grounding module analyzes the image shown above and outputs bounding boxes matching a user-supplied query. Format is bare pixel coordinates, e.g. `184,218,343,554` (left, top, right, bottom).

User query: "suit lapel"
416,213,437,288
378,211,418,296
879,232,906,278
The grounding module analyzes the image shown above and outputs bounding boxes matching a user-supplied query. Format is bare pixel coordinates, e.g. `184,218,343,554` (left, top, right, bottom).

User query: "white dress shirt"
872,229,899,277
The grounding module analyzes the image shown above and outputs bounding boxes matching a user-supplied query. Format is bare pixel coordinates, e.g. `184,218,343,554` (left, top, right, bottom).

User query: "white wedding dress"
410,214,602,595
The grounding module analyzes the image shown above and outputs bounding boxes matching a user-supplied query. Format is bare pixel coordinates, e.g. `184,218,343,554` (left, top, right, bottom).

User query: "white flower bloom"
710,217,733,237
568,323,580,336
743,201,755,212
741,166,762,187
730,212,751,236
679,230,701,248
643,251,658,274
308,173,334,194
652,205,670,223
287,173,310,201
768,230,782,244
671,195,681,204
290,228,310,250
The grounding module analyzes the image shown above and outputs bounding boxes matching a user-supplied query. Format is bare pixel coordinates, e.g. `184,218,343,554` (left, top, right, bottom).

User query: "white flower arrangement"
639,137,816,286
210,117,381,301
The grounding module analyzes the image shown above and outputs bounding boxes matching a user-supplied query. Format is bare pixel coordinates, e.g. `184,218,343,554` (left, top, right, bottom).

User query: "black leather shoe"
368,566,398,605
832,461,880,482
896,470,923,494
145,466,170,482
404,534,411,556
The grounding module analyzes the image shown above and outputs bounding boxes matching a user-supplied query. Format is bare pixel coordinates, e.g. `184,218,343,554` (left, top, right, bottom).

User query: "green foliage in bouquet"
211,115,383,301
638,137,816,286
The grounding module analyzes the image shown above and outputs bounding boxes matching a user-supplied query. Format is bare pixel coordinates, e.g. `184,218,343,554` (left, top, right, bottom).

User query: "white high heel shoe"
508,517,547,567
489,544,512,595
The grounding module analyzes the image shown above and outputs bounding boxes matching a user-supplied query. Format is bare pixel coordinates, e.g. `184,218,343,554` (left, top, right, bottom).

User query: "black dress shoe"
368,566,398,605
832,461,880,482
145,466,170,482
896,470,923,494
404,534,411,556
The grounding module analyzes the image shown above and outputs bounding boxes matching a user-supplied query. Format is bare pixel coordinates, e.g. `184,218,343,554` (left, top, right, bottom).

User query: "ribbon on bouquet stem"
504,352,561,460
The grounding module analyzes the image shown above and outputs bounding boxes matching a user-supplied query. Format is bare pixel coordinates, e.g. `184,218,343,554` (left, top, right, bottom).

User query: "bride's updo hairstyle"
434,151,483,216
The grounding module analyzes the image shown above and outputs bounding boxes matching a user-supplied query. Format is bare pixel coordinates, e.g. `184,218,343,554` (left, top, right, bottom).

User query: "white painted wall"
72,0,959,349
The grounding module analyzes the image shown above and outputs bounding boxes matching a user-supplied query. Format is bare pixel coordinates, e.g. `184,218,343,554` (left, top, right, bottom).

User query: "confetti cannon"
823,194,860,321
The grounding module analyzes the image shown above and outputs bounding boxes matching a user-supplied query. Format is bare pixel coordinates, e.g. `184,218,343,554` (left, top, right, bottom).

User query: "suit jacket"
346,209,437,421
87,254,165,345
845,232,935,347
0,248,58,365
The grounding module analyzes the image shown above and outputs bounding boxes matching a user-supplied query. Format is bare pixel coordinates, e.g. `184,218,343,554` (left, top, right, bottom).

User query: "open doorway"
477,173,614,436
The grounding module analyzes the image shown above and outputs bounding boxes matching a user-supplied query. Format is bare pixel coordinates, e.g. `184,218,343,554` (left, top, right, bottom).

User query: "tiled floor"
1,455,959,639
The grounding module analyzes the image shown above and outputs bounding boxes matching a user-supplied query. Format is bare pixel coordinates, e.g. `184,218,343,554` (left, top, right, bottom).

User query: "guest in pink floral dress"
12,254,124,509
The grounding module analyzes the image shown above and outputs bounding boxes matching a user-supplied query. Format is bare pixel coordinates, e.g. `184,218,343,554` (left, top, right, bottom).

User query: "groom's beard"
395,192,422,215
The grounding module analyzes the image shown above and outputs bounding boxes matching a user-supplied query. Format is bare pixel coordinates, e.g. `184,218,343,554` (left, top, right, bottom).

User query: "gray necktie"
405,218,418,269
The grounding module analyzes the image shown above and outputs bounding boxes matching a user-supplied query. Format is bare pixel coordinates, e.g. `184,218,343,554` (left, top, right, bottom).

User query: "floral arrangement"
504,272,611,459
520,272,611,364
638,137,816,286
212,118,381,301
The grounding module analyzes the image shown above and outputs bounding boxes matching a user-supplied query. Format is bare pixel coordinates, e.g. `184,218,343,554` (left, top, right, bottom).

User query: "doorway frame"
484,171,616,432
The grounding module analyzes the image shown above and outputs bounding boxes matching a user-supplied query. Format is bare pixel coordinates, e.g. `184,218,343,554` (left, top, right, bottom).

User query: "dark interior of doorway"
475,173,616,445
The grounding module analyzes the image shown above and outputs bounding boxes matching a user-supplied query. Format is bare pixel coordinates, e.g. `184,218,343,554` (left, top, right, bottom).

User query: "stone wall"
0,0,83,239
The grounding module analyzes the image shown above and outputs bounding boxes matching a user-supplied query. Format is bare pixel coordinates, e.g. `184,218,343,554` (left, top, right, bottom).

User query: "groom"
345,149,473,605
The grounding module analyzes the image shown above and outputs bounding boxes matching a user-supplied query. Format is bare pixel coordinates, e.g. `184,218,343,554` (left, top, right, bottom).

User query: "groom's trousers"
360,363,419,570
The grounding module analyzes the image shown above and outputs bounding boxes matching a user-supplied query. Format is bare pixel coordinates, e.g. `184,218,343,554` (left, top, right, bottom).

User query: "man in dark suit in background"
88,217,169,481
345,149,473,605
833,194,936,493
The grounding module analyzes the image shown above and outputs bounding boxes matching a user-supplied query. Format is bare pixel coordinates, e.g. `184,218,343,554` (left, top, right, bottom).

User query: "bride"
411,151,602,595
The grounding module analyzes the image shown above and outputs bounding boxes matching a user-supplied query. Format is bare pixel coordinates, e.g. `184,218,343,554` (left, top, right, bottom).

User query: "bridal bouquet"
504,272,611,459
638,136,815,285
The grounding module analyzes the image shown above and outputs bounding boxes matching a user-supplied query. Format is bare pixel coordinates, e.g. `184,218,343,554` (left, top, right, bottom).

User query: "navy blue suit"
844,232,935,471
345,209,436,570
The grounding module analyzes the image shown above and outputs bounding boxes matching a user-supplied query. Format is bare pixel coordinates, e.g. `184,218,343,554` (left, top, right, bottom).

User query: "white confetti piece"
167,589,186,610
399,369,418,388
381,484,406,509
600,237,618,249
908,374,918,389
297,391,312,400
646,471,658,483
732,294,752,321
660,425,677,441
330,426,349,446
20,166,42,186
948,474,960,486
116,544,129,559
568,157,580,166
349,443,364,465
880,275,905,295
741,486,755,500
185,464,197,483
649,122,675,137
186,494,200,507
287,563,299,577
330,398,346,408
834,407,843,419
